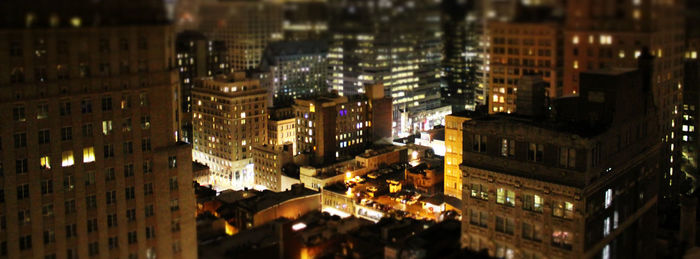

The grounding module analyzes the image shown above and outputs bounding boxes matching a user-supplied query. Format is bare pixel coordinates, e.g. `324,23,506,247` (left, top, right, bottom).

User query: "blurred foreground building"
0,0,197,258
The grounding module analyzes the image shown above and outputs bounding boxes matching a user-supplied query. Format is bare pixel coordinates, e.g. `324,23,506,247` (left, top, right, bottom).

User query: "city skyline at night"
0,0,698,259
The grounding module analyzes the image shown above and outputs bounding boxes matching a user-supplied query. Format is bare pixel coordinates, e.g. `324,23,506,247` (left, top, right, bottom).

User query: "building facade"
327,0,443,136
252,143,293,192
199,0,284,71
176,30,228,143
487,21,562,114
192,73,268,190
562,0,684,200
293,84,392,165
444,113,472,199
268,107,297,154
259,40,328,106
461,69,661,259
0,2,197,258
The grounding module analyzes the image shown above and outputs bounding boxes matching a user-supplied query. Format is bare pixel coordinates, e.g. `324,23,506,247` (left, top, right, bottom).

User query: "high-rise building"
461,68,661,259
681,0,700,193
327,0,443,136
199,0,284,71
293,84,392,165
281,0,329,41
563,0,684,201
487,21,562,113
176,30,228,143
0,1,197,258
258,40,328,106
192,73,268,190
442,0,477,113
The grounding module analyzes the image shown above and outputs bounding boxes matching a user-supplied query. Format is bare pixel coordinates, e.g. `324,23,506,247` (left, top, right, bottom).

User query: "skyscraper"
199,0,284,71
563,0,684,201
258,40,328,106
0,1,197,258
281,0,329,41
176,30,228,143
328,0,444,136
441,0,476,113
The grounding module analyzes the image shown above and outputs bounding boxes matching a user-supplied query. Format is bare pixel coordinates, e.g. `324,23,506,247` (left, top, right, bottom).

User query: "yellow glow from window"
62,151,74,167
83,147,95,163
40,156,51,169
70,17,81,27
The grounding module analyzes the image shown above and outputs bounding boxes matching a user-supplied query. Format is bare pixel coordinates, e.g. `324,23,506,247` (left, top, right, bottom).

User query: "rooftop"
234,184,319,214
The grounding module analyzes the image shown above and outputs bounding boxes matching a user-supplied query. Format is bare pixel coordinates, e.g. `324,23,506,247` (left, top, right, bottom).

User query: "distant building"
259,40,328,106
563,0,684,198
405,162,444,195
281,0,329,41
293,84,392,165
487,21,562,114
355,146,408,169
327,0,443,136
268,106,297,153
176,30,228,142
415,127,446,156
193,161,211,184
461,68,661,259
199,0,283,71
252,143,295,192
300,159,369,191
192,73,268,190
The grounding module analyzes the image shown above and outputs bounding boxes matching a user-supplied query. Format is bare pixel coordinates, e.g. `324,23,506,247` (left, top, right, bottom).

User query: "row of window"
470,184,575,219
472,135,577,168
11,95,149,122
469,210,573,250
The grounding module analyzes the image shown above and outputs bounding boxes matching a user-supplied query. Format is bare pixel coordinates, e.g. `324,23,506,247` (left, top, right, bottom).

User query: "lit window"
70,17,81,27
605,189,613,208
62,151,74,167
573,60,579,69
572,36,579,45
603,217,611,236
102,120,113,135
40,155,51,169
496,188,515,207
83,147,95,163
602,244,611,259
